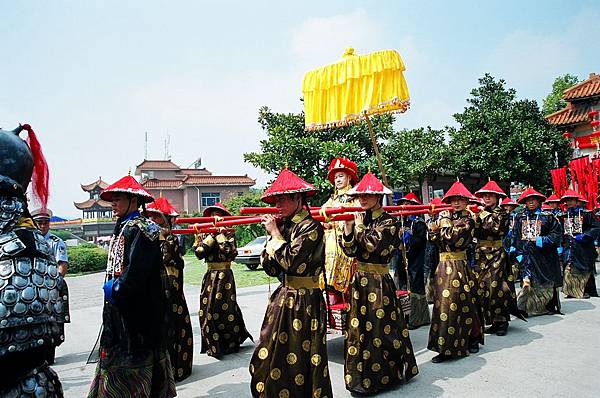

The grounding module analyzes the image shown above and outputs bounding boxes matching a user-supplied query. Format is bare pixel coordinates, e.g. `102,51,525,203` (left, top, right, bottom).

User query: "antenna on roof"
144,131,148,160
164,134,171,160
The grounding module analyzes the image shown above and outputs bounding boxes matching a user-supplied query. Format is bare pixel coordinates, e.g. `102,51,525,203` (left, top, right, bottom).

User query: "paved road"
54,272,600,397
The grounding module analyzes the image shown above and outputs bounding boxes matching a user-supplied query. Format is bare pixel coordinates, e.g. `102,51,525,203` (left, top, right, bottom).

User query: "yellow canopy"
302,48,410,131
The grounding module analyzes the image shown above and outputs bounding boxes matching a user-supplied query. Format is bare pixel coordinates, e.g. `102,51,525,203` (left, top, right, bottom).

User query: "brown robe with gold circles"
194,230,251,358
161,232,193,381
428,210,483,358
249,209,333,398
474,206,520,325
340,209,418,394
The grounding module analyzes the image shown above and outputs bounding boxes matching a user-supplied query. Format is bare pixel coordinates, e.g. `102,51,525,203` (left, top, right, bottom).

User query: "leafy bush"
69,245,107,274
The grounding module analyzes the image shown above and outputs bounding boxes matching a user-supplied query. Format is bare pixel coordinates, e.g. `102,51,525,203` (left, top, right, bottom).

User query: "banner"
550,167,569,197
569,156,595,210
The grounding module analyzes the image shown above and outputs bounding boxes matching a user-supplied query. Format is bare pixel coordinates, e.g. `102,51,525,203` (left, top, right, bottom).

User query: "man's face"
548,202,559,209
503,204,517,213
274,194,301,218
207,209,227,218
482,193,498,208
525,197,540,211
358,194,380,210
112,193,136,217
334,171,351,190
565,198,577,209
36,218,50,235
450,197,468,212
148,212,166,226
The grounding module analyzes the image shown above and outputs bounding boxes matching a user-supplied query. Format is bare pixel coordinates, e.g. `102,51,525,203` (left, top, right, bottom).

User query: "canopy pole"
364,113,390,187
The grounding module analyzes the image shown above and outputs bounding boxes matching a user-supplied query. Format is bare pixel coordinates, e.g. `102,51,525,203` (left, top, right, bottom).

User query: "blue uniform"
44,232,69,264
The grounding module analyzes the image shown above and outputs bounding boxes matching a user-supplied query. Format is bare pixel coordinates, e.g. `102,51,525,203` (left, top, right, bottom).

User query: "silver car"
236,236,267,270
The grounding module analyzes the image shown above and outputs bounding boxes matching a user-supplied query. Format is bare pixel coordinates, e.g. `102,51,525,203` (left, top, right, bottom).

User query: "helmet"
0,126,34,196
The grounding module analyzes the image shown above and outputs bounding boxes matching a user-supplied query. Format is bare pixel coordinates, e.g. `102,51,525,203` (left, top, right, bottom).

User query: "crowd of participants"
1,128,598,398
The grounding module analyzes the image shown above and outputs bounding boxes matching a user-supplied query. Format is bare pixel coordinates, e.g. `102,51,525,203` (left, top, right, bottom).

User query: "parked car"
236,236,267,270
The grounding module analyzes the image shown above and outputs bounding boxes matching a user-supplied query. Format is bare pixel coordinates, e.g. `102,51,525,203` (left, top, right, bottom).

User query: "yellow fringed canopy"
302,48,410,131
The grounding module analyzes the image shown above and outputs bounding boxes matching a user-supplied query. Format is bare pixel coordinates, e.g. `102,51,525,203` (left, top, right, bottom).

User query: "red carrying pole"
176,215,253,224
240,204,452,215
172,227,235,235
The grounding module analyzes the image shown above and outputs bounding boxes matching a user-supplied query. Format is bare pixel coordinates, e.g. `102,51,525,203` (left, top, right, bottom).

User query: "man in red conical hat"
395,191,430,329
144,197,193,382
473,179,523,337
249,168,333,398
319,157,360,308
509,187,563,317
558,190,600,299
340,171,418,394
428,179,484,363
88,174,176,398
545,193,562,216
193,202,251,359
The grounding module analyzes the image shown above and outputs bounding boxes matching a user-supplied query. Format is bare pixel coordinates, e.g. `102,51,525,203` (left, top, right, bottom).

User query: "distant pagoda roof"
74,198,112,210
81,178,109,192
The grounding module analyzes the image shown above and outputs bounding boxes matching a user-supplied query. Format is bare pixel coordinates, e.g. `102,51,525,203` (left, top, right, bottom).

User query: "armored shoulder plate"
0,228,68,358
125,217,160,242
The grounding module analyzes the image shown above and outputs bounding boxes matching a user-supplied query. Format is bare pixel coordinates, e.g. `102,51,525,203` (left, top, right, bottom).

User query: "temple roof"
135,159,180,173
74,198,112,210
81,178,108,192
563,73,600,101
141,175,255,189
546,104,592,127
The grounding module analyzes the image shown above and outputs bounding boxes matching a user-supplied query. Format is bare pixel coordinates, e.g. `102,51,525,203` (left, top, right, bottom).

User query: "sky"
1,0,599,217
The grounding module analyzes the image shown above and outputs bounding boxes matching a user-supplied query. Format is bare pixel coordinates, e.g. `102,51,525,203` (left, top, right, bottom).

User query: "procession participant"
424,197,443,304
500,197,521,283
193,202,251,358
145,197,193,381
559,190,600,299
319,157,359,306
249,168,333,398
473,180,522,337
428,179,483,363
0,124,66,397
88,174,175,398
341,171,418,395
510,187,563,317
394,192,430,329
545,193,562,216
31,207,70,365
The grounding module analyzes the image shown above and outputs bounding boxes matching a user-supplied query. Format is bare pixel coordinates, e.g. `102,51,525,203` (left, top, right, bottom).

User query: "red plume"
22,124,50,208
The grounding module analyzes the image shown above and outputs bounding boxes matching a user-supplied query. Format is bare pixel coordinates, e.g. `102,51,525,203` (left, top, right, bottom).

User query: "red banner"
570,156,596,209
550,167,569,197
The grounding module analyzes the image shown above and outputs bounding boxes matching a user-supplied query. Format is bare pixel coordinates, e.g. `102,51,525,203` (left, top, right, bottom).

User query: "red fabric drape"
569,156,595,210
550,167,569,197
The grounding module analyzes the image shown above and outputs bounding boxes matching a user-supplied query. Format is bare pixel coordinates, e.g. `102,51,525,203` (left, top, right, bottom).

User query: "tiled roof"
546,104,591,127
136,159,180,171
74,198,112,210
178,168,212,176
81,179,108,191
142,179,183,188
563,73,600,101
183,175,255,186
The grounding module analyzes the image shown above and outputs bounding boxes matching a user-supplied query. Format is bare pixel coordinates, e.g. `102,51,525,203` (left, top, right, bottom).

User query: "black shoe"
468,342,479,354
582,293,591,299
431,354,448,363
565,295,575,299
495,322,509,336
485,323,500,334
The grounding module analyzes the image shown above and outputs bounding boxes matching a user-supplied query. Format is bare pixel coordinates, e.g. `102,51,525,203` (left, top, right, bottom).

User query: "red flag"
550,167,568,197
570,156,594,210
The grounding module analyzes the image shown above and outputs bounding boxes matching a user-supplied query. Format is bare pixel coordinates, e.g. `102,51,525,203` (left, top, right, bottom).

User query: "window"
201,192,221,207
237,192,244,196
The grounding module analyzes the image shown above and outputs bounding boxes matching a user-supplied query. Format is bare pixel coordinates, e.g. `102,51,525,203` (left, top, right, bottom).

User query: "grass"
182,254,271,288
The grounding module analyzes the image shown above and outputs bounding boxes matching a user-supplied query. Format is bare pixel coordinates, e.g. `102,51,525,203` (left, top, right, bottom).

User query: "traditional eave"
74,198,112,210
563,73,600,101
135,159,181,175
142,179,183,189
546,104,592,128
81,178,109,192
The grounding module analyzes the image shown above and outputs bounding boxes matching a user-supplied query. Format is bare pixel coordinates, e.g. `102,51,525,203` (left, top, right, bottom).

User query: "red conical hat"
100,175,154,204
398,192,422,204
327,157,358,185
500,197,518,207
202,202,232,217
517,187,546,204
475,179,507,198
430,197,444,206
442,180,473,204
545,193,560,203
560,189,580,202
347,172,392,195
578,194,588,204
145,197,179,217
541,203,552,211
261,168,317,204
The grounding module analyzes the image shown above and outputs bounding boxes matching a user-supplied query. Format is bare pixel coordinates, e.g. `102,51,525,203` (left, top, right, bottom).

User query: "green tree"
542,74,580,116
448,74,569,189
223,189,267,246
244,106,395,204
382,127,449,191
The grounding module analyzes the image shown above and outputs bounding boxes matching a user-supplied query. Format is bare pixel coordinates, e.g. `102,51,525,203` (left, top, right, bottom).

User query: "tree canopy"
542,74,580,116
